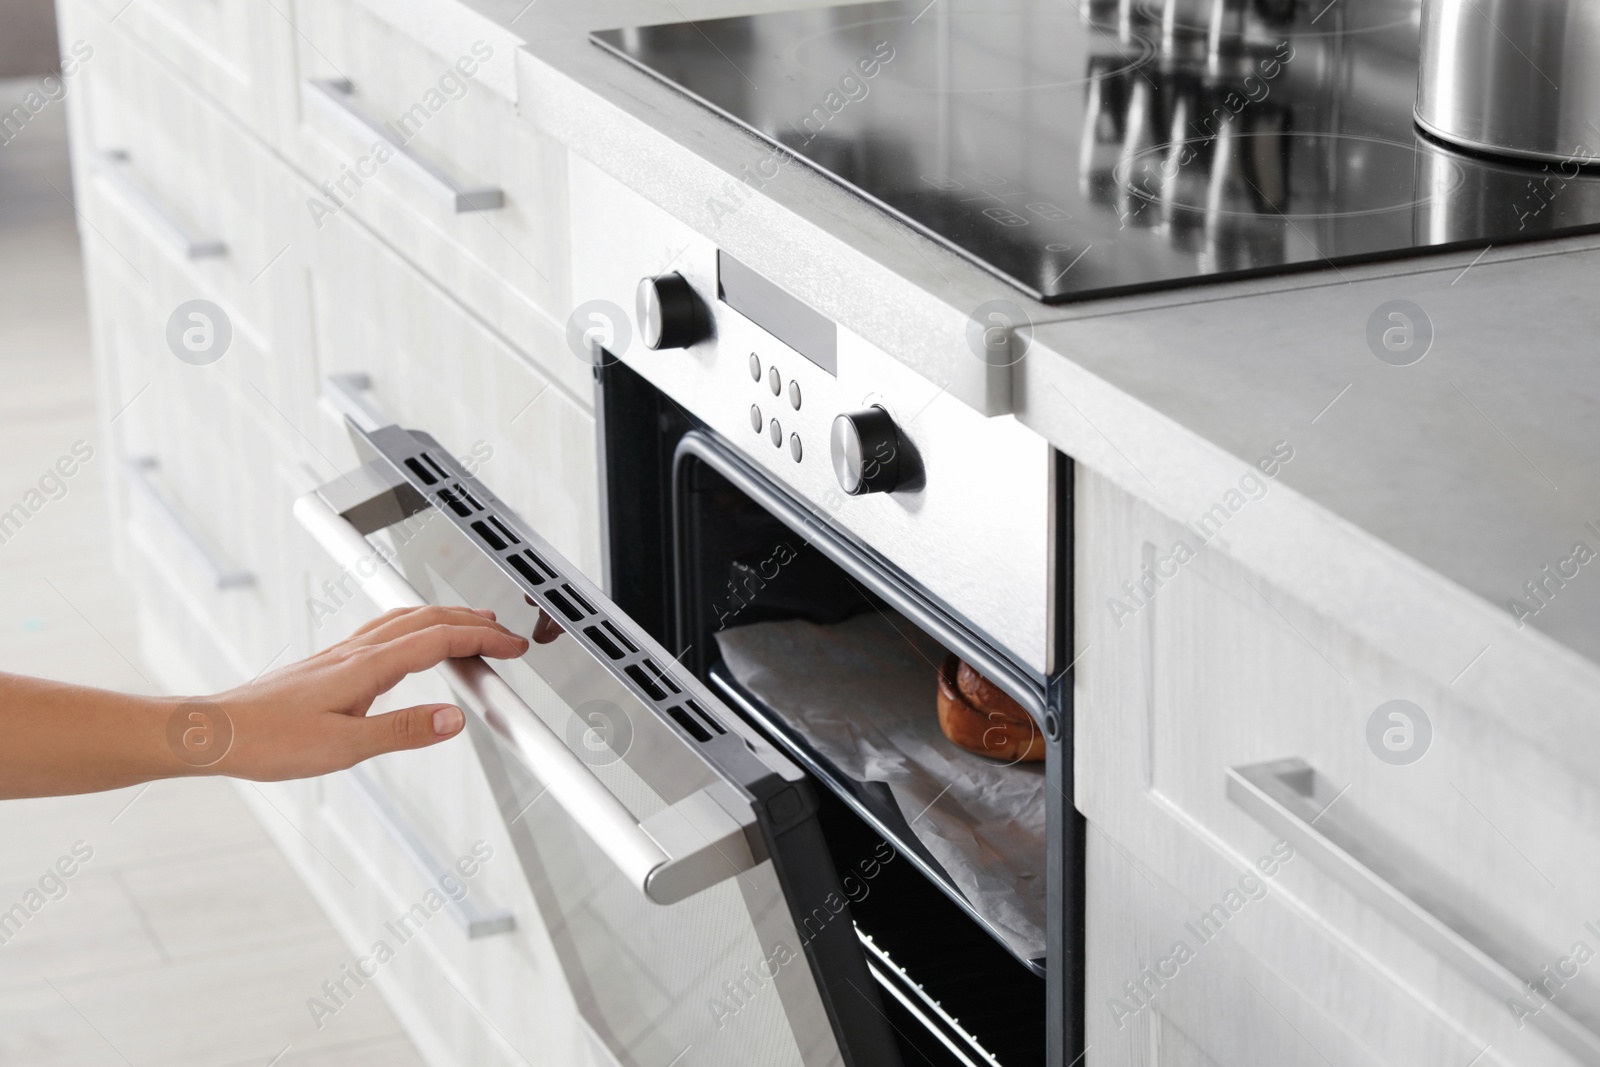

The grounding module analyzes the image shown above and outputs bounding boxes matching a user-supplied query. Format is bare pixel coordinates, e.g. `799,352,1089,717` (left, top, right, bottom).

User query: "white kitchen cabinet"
278,0,585,403
74,178,310,687
303,204,602,584
1075,465,1600,1066
60,0,617,1061
62,0,319,434
75,0,296,145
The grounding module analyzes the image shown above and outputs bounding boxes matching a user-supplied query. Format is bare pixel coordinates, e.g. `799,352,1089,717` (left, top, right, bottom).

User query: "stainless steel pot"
1417,0,1600,164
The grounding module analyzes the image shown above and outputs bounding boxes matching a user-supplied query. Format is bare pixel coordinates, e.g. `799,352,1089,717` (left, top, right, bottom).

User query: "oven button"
749,404,762,433
769,417,783,447
789,433,803,462
636,273,706,349
830,407,902,495
767,366,782,396
748,353,761,381
788,380,801,410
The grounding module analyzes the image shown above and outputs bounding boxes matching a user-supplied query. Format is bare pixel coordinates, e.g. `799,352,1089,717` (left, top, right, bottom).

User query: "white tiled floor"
0,79,426,1066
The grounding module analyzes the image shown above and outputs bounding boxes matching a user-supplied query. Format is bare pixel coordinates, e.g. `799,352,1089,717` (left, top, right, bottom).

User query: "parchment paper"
715,612,1047,962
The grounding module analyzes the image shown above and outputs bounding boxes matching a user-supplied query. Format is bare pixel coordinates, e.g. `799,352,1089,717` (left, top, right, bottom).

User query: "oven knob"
636,273,706,350
830,407,902,496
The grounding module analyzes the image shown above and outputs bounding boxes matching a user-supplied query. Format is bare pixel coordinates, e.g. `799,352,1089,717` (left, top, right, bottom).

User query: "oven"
295,181,1079,1066
599,348,1080,1066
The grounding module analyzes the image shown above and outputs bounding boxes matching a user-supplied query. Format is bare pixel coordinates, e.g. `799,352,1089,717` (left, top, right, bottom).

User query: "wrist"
157,695,238,777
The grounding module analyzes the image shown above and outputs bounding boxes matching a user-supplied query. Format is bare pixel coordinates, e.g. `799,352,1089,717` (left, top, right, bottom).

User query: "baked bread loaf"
936,654,1045,762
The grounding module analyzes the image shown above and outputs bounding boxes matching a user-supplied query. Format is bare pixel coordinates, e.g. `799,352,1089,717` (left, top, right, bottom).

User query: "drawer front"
82,229,310,683
306,713,607,1066
75,0,293,139
282,0,585,402
1076,466,1599,1066
67,0,314,397
306,208,602,584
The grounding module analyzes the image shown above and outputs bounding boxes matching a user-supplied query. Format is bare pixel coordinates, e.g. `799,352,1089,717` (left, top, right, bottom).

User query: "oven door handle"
293,490,758,906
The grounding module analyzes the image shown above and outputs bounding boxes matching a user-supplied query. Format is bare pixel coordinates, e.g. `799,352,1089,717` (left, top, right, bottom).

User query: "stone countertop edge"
450,0,1600,769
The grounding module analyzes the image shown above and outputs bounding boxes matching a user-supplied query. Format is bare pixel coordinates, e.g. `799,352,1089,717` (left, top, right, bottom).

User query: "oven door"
294,418,903,1067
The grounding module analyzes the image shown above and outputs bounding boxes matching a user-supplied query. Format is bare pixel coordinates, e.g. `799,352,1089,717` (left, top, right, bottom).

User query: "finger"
339,605,516,653
347,623,530,699
345,702,466,762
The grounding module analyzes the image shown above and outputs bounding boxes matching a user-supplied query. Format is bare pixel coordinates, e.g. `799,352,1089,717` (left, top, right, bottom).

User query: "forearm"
0,673,187,799
0,607,527,800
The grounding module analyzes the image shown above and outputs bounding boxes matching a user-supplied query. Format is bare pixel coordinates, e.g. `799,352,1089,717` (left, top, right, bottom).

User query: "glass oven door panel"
295,420,901,1067
467,709,827,1067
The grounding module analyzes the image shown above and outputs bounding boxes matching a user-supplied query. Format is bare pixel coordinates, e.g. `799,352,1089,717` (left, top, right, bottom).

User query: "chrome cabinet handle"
96,153,226,260
321,372,388,433
1228,758,1600,1065
292,490,756,906
342,765,516,938
304,79,505,213
126,458,254,590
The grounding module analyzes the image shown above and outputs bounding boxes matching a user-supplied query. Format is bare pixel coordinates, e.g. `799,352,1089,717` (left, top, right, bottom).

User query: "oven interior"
599,359,1054,1067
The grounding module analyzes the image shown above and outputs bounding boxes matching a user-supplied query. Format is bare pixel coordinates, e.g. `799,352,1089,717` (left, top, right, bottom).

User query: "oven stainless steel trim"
672,429,1048,725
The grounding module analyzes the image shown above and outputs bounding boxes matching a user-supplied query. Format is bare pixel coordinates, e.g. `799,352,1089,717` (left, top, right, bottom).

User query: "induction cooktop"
592,0,1600,304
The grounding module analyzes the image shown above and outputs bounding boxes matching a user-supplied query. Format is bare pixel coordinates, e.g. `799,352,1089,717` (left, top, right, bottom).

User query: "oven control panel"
571,157,1056,676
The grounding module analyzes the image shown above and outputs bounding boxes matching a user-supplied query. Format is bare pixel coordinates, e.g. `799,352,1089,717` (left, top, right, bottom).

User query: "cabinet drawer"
279,592,609,1067
306,209,602,584
1076,466,1600,1065
73,0,293,140
83,236,310,682
283,0,584,402
67,2,312,386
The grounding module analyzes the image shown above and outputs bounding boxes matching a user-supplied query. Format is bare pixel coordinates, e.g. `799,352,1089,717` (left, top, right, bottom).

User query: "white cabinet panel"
81,234,311,684
305,208,602,584
280,0,582,401
1076,465,1600,1066
63,0,318,428
75,0,295,142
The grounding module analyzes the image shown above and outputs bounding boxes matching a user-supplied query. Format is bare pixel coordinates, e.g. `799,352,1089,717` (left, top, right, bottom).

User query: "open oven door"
294,415,904,1067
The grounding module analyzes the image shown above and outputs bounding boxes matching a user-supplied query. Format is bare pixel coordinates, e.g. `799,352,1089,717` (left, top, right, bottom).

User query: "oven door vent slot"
486,514,520,545
546,588,586,623
602,620,638,654
560,583,596,617
584,624,626,660
684,699,726,735
625,661,670,702
507,552,547,587
667,704,713,743
419,452,450,482
471,520,508,551
437,487,473,517
403,457,439,485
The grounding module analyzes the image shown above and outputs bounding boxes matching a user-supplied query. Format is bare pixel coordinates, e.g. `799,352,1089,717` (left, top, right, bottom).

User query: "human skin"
0,604,529,799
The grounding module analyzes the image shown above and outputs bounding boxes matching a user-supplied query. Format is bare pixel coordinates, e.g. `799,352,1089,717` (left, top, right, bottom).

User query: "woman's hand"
198,605,529,781
0,605,529,799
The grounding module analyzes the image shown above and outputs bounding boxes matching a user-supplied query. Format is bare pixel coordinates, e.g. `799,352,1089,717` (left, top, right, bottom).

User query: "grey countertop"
449,0,1600,740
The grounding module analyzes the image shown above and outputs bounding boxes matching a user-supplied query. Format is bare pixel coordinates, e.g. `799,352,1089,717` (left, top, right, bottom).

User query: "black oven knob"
830,407,902,495
636,273,706,350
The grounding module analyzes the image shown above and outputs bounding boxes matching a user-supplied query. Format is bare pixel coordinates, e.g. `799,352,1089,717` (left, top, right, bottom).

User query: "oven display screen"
717,250,837,376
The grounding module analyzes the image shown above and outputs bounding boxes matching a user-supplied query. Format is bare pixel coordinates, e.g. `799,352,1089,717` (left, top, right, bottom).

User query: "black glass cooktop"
593,0,1600,303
